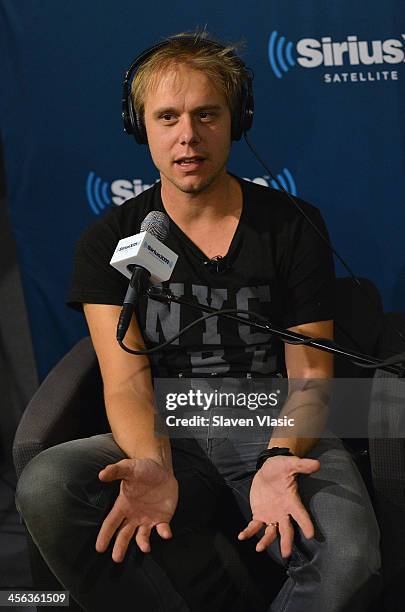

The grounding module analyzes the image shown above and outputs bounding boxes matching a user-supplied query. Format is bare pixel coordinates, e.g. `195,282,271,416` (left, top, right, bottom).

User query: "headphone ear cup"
134,110,148,145
122,107,132,135
126,94,147,144
244,77,254,133
122,82,134,136
231,75,254,141
231,105,242,142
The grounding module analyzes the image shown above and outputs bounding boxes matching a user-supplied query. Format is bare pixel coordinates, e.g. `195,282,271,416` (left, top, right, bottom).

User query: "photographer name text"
165,415,295,427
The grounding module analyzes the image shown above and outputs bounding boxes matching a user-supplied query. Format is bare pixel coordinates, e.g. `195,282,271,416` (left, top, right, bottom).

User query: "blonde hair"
130,31,247,120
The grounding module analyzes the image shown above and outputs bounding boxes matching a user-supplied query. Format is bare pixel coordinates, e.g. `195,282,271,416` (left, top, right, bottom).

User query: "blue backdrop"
1,1,404,380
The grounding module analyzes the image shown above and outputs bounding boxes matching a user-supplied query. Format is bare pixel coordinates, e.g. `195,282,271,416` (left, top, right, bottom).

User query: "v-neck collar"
155,174,246,262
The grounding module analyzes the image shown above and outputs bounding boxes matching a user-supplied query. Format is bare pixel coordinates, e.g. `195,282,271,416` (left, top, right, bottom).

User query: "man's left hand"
238,455,320,558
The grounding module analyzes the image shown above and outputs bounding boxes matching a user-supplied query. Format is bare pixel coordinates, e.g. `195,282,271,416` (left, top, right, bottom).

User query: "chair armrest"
12,336,107,478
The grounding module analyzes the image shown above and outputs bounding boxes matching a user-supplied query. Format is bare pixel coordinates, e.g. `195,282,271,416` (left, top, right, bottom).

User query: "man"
16,33,381,611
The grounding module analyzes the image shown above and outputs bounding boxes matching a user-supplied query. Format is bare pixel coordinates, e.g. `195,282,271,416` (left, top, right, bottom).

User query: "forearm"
268,379,331,457
105,389,173,471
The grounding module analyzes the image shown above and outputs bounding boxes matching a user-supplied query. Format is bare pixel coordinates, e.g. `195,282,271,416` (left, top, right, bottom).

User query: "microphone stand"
146,287,405,377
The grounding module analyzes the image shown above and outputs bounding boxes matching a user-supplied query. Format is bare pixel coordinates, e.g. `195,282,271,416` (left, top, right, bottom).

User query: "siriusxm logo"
85,169,296,214
86,172,159,215
268,31,404,81
143,242,173,268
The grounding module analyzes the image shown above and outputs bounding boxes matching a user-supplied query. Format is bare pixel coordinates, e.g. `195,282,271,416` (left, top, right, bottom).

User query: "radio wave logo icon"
270,168,297,195
268,31,296,79
86,171,112,215
246,168,297,195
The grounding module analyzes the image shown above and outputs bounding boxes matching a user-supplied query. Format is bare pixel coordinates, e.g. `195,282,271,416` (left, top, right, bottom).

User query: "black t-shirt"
67,176,335,378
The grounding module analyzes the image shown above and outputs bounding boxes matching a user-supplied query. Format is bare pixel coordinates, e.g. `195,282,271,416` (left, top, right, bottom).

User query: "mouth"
174,156,206,169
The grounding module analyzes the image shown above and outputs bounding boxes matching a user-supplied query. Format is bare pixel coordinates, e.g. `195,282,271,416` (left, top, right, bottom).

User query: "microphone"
111,211,178,341
203,255,230,274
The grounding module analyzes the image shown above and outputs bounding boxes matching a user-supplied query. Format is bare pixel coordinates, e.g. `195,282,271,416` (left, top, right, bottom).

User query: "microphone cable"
118,301,405,372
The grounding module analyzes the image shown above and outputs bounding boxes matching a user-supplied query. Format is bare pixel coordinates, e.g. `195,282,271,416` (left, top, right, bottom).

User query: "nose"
179,114,200,146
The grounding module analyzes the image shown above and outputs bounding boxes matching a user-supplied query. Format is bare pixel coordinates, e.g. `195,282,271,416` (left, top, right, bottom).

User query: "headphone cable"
243,131,405,347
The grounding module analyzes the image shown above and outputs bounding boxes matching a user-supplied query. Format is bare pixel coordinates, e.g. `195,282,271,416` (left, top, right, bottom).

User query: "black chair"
13,336,107,480
368,312,405,612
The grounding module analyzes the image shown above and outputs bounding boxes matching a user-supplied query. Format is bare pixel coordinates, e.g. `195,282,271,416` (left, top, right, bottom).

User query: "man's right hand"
95,458,179,563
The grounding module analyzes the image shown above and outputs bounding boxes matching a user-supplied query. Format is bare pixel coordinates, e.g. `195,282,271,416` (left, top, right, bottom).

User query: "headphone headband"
122,36,254,144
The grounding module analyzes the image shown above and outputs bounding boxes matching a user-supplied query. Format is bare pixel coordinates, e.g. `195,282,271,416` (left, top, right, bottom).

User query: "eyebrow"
152,105,223,118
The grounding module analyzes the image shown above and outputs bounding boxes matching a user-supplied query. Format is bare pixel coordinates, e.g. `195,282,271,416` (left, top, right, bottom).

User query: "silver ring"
266,521,279,528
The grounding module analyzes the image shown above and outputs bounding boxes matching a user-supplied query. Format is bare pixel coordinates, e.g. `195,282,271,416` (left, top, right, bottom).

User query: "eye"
199,111,215,121
161,113,176,123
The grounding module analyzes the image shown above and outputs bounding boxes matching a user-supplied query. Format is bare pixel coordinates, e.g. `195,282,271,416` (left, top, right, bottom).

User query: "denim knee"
321,533,381,584
15,443,103,527
16,450,63,522
287,512,382,611
323,495,381,583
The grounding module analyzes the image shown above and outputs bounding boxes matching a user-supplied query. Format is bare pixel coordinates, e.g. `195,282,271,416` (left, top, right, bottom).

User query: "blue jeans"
15,422,381,612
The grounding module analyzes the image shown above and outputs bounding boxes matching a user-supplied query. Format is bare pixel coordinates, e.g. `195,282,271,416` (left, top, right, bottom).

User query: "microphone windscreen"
141,211,169,242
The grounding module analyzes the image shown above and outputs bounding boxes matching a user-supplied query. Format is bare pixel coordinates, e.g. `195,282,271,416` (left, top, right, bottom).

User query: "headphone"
122,36,254,144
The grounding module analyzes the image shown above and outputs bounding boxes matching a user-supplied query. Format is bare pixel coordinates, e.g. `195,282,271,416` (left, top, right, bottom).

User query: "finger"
278,516,295,558
98,459,132,482
98,464,121,481
112,522,135,563
238,519,263,540
95,506,125,553
156,522,173,540
135,525,152,553
290,501,315,539
255,523,279,552
293,458,321,475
